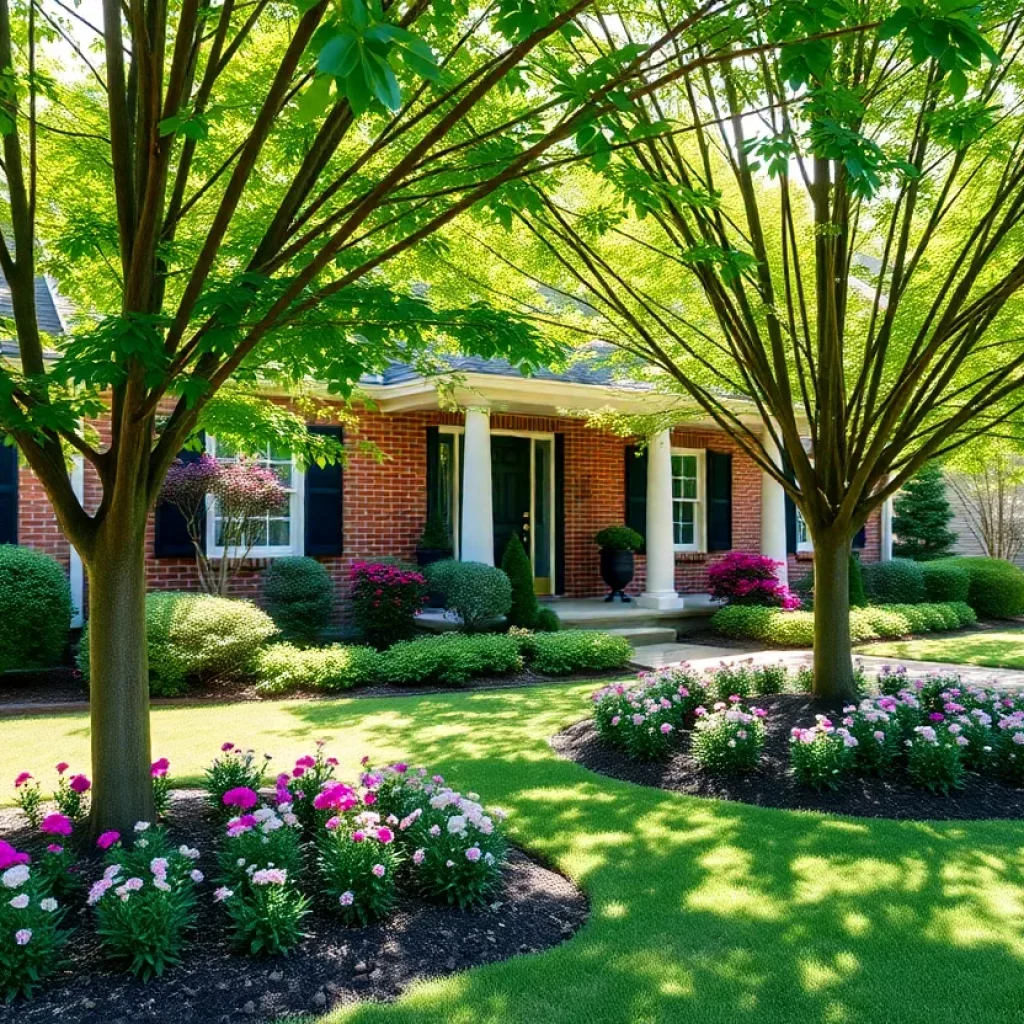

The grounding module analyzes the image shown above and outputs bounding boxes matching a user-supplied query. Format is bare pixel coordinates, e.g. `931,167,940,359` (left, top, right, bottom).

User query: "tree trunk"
87,506,155,835
811,529,856,700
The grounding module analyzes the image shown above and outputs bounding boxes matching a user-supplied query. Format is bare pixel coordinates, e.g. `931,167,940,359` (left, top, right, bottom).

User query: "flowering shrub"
222,869,310,956
13,773,42,829
994,710,1024,785
707,552,801,608
203,744,272,818
54,766,91,824
706,660,788,700
789,717,859,790
283,743,340,834
841,702,902,776
349,561,428,649
216,805,303,891
691,700,767,774
592,668,707,760
151,758,171,819
0,857,66,1002
318,816,401,925
905,723,967,794
89,823,202,979
372,765,508,909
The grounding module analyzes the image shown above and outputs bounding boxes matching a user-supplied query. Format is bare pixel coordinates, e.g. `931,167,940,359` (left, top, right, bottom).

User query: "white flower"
8,893,29,909
190,869,205,883
39,898,58,912
134,821,151,832
2,865,30,889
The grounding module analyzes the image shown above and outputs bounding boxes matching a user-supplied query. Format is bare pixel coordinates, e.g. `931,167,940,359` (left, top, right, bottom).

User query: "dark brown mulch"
551,693,1024,821
0,793,588,1024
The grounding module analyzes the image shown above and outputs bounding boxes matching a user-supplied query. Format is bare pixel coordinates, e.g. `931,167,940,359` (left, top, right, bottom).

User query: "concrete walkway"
629,644,1024,690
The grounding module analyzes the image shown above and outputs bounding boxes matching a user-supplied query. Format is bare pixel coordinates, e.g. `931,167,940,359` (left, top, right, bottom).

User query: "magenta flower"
295,755,316,769
0,841,30,869
69,774,91,794
13,772,32,788
376,827,394,844
55,762,69,775
222,787,259,810
40,813,73,837
96,831,120,850
150,758,170,778
221,742,235,752
46,844,64,855
363,792,377,806
313,782,357,812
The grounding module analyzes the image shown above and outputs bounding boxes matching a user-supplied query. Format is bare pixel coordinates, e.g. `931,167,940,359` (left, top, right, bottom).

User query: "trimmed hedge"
861,558,926,605
920,560,970,604
254,643,381,695
262,557,334,642
0,545,72,672
78,592,278,697
711,600,977,648
381,633,523,686
520,630,633,675
947,556,1024,618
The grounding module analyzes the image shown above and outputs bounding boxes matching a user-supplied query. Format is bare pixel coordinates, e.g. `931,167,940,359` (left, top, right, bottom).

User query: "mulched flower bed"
552,693,1024,821
0,793,587,1024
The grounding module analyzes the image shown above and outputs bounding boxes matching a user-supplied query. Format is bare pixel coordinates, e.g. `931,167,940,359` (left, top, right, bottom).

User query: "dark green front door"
491,436,532,566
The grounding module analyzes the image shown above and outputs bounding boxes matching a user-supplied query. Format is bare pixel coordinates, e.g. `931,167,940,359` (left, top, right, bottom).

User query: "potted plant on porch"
594,525,644,603
416,514,453,568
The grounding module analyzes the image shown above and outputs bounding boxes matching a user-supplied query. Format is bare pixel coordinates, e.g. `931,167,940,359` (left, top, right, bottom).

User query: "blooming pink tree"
159,454,287,596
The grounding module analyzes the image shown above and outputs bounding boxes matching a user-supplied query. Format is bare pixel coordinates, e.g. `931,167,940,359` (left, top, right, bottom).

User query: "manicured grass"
858,628,1024,670
4,685,1024,1023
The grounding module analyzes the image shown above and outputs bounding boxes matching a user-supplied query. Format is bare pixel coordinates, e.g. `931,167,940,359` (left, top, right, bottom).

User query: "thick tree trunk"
86,507,155,835
811,530,856,700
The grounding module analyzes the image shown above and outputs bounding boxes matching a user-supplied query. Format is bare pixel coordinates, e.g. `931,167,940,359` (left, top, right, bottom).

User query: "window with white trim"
795,508,812,552
671,449,705,551
205,437,304,557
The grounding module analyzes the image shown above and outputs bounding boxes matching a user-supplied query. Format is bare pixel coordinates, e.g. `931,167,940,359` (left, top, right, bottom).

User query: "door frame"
438,425,557,595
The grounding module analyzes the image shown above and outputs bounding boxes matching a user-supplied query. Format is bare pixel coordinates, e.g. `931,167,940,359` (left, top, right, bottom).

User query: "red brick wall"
13,403,884,620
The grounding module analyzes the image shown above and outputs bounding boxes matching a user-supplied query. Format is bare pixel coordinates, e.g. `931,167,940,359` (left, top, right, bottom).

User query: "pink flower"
40,813,73,837
46,844,64,855
339,891,354,906
393,763,408,774
295,755,316,769
413,849,425,865
213,886,233,902
660,723,673,735
150,758,170,778
251,868,288,886
363,792,377,806
96,831,120,850
13,772,32,788
371,863,386,878
222,787,259,810
14,929,31,946
69,774,91,794
292,765,306,778
352,830,366,843
465,847,482,862
376,827,394,844
0,841,30,869
55,762,69,774
313,783,357,812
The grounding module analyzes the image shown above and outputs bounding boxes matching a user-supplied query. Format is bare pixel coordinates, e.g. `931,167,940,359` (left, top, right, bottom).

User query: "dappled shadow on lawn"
861,632,1024,670
277,688,1024,1024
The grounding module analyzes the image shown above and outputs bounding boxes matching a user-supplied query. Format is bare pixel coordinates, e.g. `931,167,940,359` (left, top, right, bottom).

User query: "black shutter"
853,523,867,549
783,456,797,555
304,426,344,556
706,450,732,551
154,436,205,558
624,445,648,544
0,443,17,545
555,433,566,594
425,426,439,517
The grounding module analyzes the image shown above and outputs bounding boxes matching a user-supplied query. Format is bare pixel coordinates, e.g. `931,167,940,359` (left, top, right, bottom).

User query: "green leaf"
295,75,334,123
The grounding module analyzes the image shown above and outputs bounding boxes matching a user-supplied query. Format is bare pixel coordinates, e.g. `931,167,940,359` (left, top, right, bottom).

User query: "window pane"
673,500,694,546
268,518,291,547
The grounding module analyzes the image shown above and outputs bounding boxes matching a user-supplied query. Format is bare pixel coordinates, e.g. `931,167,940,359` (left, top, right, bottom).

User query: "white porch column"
881,495,894,561
637,429,683,610
760,430,789,586
460,407,494,565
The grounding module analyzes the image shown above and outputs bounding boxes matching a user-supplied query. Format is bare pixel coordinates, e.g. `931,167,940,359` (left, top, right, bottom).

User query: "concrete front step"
603,626,678,647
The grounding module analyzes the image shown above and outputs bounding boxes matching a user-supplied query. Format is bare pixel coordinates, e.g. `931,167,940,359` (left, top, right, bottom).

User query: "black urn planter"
415,547,452,608
600,549,635,603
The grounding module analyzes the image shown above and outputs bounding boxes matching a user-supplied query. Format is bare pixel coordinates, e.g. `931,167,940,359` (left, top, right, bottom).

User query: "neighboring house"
944,472,1024,568
1,282,892,622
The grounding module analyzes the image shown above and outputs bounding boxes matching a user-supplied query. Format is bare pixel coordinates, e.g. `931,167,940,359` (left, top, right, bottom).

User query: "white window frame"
795,508,813,552
439,425,463,559
671,447,706,553
204,436,305,559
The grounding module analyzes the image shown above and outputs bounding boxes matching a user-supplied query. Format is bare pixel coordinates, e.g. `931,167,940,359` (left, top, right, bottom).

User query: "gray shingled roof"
0,273,66,337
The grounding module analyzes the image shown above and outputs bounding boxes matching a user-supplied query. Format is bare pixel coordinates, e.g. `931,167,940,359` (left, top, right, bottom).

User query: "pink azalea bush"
707,552,801,609
592,667,708,761
349,561,428,649
0,856,67,1002
88,822,203,979
691,699,768,774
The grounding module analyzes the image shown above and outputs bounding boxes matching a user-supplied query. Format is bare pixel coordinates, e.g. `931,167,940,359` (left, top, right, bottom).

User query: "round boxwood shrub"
262,557,334,642
78,592,278,696
594,525,644,552
424,560,512,631
0,545,72,672
920,560,970,604
861,558,926,605
953,557,1024,618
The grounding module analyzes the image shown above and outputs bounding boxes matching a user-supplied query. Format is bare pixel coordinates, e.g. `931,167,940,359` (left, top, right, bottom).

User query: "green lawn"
4,685,1024,1024
857,627,1024,670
